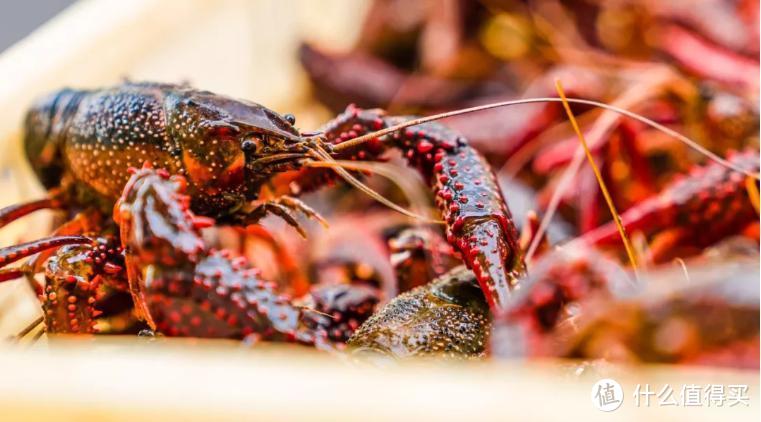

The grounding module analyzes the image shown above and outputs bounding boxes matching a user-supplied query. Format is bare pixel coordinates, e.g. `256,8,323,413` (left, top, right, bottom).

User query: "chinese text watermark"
633,383,750,408
592,380,750,412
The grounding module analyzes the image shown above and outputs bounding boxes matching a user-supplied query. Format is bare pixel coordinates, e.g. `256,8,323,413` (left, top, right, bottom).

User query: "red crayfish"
1,81,523,345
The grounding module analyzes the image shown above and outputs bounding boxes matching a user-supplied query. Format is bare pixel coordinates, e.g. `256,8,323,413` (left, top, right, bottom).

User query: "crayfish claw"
459,218,523,308
310,106,525,310
117,168,336,345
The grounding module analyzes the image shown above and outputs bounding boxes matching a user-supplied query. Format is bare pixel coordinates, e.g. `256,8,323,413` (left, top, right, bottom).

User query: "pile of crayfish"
1,0,759,370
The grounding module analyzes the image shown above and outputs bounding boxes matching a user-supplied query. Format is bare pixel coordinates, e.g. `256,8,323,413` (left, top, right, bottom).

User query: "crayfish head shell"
166,88,306,197
167,88,300,141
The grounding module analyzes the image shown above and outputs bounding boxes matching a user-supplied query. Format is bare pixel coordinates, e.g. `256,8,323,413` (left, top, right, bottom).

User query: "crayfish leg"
0,235,91,272
22,210,105,293
0,268,25,283
240,225,310,296
229,196,326,239
42,246,99,334
0,197,62,230
0,195,83,291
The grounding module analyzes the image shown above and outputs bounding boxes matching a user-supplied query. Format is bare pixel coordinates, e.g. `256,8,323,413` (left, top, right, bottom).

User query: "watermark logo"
592,378,624,412
591,380,750,411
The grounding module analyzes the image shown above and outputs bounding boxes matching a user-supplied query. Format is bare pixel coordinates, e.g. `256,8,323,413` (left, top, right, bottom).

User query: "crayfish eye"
284,113,296,125
241,139,257,153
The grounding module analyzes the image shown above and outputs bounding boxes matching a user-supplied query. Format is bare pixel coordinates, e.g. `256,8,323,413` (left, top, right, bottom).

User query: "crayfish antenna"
305,145,443,224
304,158,441,225
330,97,759,180
11,316,43,341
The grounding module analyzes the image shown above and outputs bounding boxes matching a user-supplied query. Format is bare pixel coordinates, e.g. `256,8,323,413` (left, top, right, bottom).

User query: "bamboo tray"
0,1,757,420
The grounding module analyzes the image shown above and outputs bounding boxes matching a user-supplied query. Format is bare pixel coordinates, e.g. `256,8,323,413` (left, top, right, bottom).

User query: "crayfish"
294,0,760,363
349,148,759,360
2,80,758,361
1,81,523,345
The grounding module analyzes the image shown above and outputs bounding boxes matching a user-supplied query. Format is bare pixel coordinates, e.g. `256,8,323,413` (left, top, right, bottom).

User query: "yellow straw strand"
745,176,760,215
554,79,639,274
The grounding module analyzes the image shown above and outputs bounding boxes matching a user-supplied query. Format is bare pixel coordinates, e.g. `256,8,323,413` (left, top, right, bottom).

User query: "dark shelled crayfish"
0,81,524,344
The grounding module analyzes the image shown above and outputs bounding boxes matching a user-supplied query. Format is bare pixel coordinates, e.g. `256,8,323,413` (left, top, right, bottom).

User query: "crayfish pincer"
114,165,339,345
3,81,523,336
22,164,380,345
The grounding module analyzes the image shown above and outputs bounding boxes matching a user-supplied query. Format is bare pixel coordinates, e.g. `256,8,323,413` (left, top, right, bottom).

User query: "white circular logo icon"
591,378,624,412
